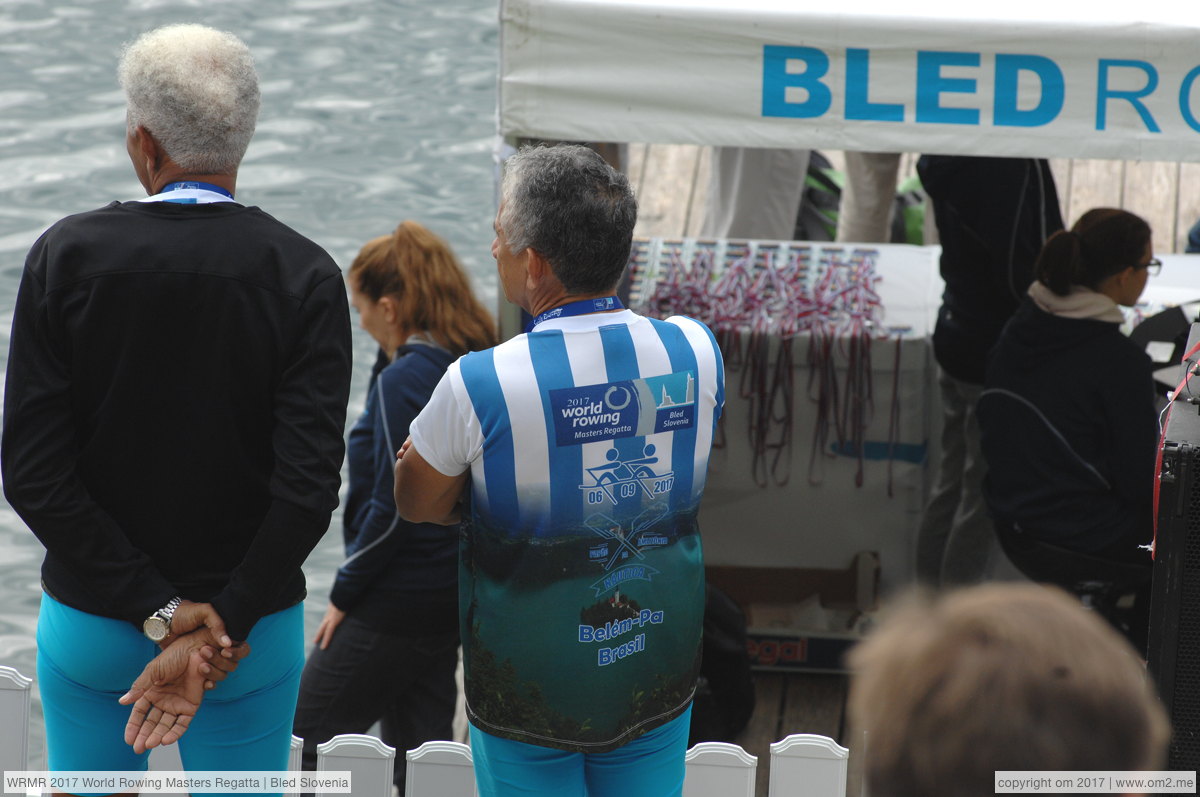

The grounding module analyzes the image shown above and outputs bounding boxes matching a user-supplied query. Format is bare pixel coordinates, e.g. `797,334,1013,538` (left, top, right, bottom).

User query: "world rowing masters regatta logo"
549,370,696,447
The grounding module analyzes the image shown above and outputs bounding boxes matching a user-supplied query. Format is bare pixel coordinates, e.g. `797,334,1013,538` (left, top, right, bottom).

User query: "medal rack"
624,237,911,491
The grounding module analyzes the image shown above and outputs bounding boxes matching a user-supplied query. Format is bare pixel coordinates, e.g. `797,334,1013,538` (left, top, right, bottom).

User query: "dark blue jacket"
978,298,1156,552
331,343,458,635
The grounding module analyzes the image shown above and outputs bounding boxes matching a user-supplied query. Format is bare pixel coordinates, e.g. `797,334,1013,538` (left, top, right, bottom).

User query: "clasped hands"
118,601,250,754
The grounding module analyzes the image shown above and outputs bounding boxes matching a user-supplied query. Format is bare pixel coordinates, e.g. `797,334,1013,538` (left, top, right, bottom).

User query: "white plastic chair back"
768,733,849,797
0,666,31,773
147,739,183,770
683,741,757,797
317,733,395,797
405,740,477,797
284,735,303,797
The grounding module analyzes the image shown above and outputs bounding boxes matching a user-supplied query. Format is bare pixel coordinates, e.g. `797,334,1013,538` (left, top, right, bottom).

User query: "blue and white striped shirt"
411,309,725,752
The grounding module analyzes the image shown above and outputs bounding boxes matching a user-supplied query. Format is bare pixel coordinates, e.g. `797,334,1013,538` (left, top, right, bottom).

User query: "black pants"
999,522,1152,652
293,614,459,791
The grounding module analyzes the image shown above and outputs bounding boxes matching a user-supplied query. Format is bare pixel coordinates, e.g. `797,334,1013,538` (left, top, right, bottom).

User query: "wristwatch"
143,597,182,642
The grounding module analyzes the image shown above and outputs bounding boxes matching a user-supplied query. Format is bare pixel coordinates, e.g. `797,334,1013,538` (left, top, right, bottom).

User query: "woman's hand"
314,603,347,650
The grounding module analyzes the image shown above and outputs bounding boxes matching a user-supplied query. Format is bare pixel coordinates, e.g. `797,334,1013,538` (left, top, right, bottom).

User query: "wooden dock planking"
629,144,1200,252
734,673,786,797
1049,158,1073,214
1178,162,1200,252
627,143,707,239
687,147,713,237
777,673,847,741
1061,158,1122,226
726,672,850,797
1123,160,1179,252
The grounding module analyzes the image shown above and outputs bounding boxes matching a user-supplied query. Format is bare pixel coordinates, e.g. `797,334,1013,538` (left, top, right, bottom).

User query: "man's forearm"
393,440,467,525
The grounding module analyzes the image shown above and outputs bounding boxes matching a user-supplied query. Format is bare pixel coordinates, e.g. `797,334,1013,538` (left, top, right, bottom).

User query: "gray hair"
499,145,637,294
119,24,260,175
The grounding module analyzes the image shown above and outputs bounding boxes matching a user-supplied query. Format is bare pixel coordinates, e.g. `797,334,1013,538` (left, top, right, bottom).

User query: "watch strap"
157,596,182,627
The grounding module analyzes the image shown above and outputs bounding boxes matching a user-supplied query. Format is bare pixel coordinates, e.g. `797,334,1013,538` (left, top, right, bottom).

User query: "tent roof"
499,0,1200,160
598,0,1193,23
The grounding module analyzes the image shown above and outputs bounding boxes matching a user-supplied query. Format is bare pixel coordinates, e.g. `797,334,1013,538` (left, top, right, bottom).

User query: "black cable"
1006,159,1033,302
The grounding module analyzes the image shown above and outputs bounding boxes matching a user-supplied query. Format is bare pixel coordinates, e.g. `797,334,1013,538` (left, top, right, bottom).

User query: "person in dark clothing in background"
1186,218,1200,253
293,221,495,794
978,208,1157,565
978,208,1157,647
915,156,1064,587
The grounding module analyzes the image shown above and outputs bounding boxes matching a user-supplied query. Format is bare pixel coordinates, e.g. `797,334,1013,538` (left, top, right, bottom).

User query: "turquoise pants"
37,593,303,796
469,706,692,797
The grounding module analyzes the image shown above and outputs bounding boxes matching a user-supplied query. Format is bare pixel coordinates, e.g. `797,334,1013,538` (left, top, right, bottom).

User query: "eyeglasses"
1141,257,1163,276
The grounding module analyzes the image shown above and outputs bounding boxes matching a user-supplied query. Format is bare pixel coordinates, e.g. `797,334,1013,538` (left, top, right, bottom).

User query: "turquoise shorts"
468,706,692,797
37,592,303,796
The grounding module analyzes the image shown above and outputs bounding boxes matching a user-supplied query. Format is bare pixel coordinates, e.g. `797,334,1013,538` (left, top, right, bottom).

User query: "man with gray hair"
395,144,725,797
2,23,351,780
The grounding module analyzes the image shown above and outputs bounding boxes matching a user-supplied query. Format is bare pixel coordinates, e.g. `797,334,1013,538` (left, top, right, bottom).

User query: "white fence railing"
1,665,849,797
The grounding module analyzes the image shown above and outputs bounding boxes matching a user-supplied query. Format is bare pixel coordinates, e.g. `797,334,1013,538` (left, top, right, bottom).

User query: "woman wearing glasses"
977,208,1158,642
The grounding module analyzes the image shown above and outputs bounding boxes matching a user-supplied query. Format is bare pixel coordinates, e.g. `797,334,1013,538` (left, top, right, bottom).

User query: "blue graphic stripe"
529,330,583,533
599,323,645,524
459,349,519,528
648,319,699,512
700,320,725,423
828,440,928,464
696,319,725,467
599,322,640,383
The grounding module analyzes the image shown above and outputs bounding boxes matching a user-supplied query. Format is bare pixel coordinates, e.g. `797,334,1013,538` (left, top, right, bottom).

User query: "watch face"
144,616,168,642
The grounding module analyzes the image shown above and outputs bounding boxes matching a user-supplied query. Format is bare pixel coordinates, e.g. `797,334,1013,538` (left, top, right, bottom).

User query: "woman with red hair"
293,221,495,793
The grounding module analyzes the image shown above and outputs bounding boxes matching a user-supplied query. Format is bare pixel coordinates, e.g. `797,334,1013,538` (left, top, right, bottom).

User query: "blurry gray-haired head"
499,144,637,295
119,24,260,175
848,583,1169,797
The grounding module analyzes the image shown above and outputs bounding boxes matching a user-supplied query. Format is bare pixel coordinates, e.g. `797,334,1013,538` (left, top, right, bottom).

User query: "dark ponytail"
1035,230,1086,296
1034,208,1151,297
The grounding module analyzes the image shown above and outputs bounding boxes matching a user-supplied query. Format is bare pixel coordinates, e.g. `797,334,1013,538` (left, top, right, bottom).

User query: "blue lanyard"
160,181,234,199
526,296,623,333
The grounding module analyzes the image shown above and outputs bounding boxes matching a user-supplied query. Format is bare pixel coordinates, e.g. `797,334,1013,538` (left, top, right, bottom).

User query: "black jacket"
977,298,1156,552
2,200,352,640
919,155,1064,384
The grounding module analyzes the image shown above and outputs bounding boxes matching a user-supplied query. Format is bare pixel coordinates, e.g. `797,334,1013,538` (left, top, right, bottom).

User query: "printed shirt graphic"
410,310,725,752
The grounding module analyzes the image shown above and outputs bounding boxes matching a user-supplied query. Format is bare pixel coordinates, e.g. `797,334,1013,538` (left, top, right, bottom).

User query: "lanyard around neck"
526,296,624,333
161,181,233,198
141,181,237,205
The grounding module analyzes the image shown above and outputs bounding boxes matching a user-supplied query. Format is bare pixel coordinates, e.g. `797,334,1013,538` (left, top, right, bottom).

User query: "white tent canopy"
499,0,1200,161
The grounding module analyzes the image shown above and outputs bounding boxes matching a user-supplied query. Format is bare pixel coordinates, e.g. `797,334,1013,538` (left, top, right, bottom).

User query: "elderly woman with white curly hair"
2,23,351,788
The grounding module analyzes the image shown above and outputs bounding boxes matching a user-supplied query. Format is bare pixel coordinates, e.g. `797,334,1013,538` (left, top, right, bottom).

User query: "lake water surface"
0,0,500,766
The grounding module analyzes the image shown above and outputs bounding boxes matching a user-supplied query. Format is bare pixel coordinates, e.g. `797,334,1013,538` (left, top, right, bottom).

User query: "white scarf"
1027,281,1124,324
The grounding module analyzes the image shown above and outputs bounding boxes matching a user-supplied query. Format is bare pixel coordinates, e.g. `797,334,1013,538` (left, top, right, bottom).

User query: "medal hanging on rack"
631,239,897,490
